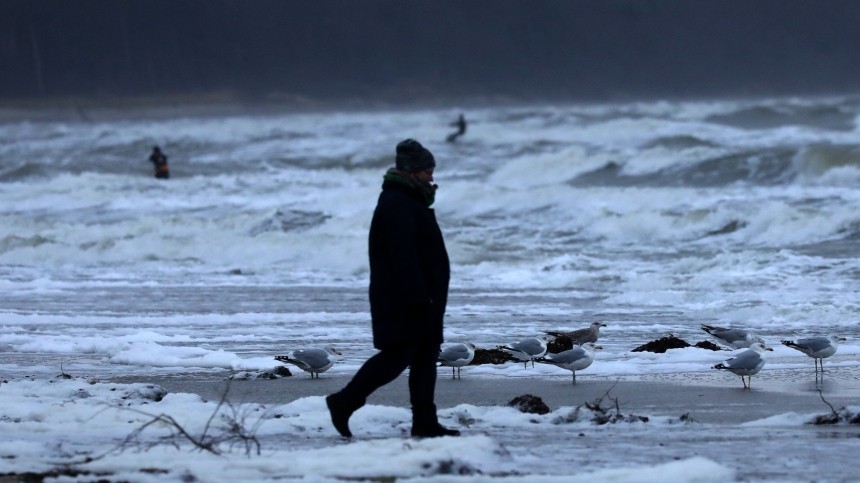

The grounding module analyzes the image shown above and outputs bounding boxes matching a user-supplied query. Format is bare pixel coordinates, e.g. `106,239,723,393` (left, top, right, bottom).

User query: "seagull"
274,347,341,379
546,322,606,345
713,342,772,389
781,335,846,373
499,336,548,369
535,342,602,384
438,342,476,379
701,324,765,349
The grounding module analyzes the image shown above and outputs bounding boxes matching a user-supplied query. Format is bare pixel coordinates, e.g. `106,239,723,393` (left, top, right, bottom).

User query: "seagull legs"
813,358,828,381
814,359,825,384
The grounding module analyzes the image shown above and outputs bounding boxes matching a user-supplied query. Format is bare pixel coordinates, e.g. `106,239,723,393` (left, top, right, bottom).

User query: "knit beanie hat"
395,139,436,172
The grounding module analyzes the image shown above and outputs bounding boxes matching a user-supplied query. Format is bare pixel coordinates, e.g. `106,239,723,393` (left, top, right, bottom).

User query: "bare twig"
58,363,72,379
577,379,648,424
200,377,233,443
62,376,264,465
816,388,839,418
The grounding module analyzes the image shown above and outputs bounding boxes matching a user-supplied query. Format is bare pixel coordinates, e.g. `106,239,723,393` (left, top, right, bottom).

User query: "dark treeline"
3,0,860,104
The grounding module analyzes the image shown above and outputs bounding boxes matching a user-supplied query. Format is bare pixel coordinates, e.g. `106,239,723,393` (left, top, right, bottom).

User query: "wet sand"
110,366,860,425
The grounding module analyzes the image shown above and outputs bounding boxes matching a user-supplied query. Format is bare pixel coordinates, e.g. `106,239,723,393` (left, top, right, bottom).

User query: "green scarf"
383,168,437,207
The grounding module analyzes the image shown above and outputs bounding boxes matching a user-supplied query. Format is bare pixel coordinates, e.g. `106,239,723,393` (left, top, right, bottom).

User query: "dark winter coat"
368,180,450,350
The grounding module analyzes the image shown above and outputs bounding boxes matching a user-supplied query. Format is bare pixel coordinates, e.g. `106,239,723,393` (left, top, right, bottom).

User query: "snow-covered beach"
2,97,860,481
3,356,859,481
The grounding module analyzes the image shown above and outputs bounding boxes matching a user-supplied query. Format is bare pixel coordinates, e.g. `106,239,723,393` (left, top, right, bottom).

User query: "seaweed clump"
508,394,550,415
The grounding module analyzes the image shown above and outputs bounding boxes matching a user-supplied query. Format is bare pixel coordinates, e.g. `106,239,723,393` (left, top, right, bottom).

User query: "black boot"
411,423,461,438
411,408,460,438
326,393,357,438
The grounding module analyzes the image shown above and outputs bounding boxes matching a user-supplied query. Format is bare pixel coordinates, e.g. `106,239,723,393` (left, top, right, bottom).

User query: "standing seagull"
275,347,341,379
701,324,765,349
535,343,601,384
713,342,772,389
781,335,846,373
546,322,607,345
499,336,548,369
438,342,476,379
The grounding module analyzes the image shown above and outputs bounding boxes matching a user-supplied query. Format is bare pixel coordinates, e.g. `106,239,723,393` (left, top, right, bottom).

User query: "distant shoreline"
0,90,525,123
5,90,860,124
0,93,394,124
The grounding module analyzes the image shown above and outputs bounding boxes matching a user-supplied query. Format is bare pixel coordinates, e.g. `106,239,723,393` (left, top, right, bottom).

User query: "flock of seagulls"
274,322,848,390
429,322,608,385
438,336,603,385
702,324,847,389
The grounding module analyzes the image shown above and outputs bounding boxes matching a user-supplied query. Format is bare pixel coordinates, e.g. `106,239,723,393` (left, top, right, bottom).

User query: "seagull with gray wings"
535,342,601,384
781,335,846,373
438,342,476,379
701,324,765,349
713,342,772,389
499,336,548,369
546,321,606,346
275,347,341,379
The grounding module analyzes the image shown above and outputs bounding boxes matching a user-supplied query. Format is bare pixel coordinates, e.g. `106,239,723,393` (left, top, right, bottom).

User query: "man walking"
326,139,460,439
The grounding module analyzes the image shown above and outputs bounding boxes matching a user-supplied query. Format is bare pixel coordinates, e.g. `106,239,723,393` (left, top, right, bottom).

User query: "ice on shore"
0,378,736,482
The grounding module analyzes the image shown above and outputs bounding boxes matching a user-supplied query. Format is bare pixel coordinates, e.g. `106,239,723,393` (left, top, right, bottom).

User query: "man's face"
414,167,434,183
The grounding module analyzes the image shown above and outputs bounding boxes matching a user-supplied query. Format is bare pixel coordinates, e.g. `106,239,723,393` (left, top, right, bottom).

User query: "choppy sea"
2,96,859,374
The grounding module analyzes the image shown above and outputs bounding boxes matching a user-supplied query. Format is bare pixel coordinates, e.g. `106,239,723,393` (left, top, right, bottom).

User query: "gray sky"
3,0,860,103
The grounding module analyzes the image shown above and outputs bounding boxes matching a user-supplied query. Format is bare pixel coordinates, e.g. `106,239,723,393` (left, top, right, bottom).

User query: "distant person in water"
148,146,170,179
445,114,466,143
325,138,460,439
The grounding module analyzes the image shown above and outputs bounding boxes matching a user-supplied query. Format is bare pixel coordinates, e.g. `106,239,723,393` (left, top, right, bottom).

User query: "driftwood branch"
808,388,859,425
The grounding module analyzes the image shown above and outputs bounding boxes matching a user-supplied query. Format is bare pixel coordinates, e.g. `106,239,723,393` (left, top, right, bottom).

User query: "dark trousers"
337,342,439,422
